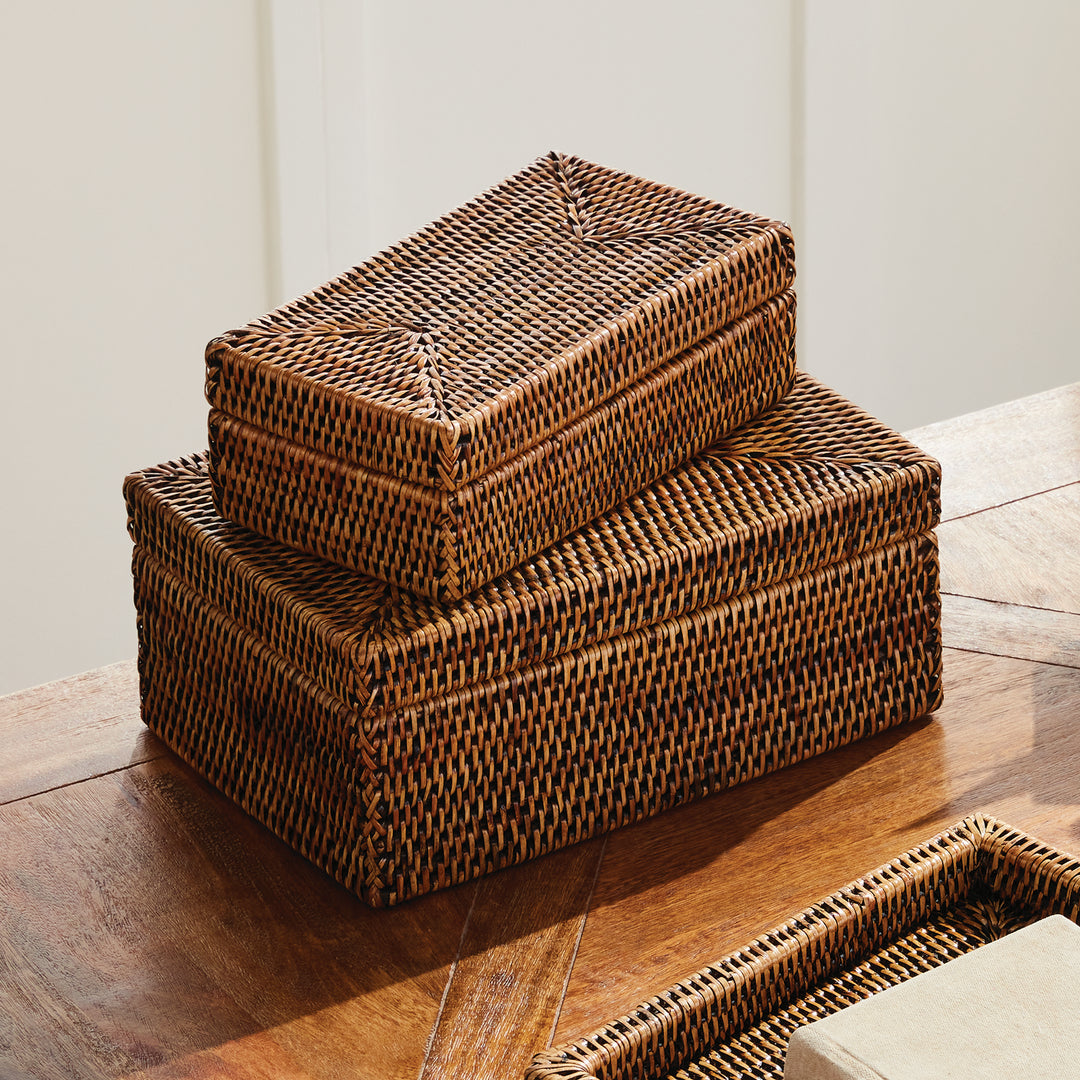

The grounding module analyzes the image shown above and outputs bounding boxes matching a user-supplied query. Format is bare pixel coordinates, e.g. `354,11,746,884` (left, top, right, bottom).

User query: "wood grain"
3,384,1080,1078
0,659,160,805
0,756,473,1080
938,481,1080,612
904,380,1080,520
942,593,1080,668
420,838,604,1080
554,647,1080,1043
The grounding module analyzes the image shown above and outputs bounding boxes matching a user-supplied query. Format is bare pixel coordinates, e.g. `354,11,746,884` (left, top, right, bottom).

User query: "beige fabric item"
784,915,1080,1080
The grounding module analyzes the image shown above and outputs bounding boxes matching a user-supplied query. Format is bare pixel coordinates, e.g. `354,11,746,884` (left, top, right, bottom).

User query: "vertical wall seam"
358,0,374,261
789,0,807,366
317,0,372,269
316,1,333,279
255,0,284,310
263,0,331,304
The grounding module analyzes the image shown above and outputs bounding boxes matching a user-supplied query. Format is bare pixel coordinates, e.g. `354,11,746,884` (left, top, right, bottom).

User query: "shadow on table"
0,706,943,1078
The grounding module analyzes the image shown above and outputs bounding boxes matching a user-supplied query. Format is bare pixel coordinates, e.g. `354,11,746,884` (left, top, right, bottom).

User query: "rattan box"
527,815,1080,1080
127,377,943,907
205,152,796,600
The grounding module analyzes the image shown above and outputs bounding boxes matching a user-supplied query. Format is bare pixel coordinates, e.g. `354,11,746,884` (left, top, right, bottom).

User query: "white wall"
0,2,270,695
799,1,1080,430
269,0,795,297
274,0,1079,433
4,1,1078,694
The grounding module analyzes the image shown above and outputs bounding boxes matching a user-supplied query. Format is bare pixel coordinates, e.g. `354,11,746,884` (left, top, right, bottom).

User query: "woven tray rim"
527,815,1080,1080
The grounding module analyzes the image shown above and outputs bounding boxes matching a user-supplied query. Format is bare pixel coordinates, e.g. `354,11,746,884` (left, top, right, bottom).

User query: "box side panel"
373,534,942,902
529,820,984,1080
976,821,1080,922
133,551,385,905
208,409,449,596
134,531,941,906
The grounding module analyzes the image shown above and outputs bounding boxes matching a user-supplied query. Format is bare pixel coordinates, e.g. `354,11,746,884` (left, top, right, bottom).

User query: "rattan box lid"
204,152,795,491
126,376,940,718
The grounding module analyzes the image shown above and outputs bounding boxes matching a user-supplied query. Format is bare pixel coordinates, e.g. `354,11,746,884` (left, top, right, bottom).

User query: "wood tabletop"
2,382,1078,1080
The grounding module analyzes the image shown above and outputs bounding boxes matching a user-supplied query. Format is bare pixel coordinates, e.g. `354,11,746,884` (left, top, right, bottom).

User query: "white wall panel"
264,0,371,301
322,0,795,262
7,1,1078,694
799,1,1080,430
0,1,270,694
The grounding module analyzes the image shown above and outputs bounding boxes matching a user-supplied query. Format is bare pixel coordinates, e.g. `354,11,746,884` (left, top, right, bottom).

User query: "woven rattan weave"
205,152,797,599
527,816,1080,1080
127,376,942,906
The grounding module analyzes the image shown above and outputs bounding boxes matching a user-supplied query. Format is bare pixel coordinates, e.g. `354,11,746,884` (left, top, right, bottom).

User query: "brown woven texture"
205,151,796,599
207,151,795,488
133,376,940,717
209,292,795,599
133,536,939,909
527,816,1080,1080
127,377,942,907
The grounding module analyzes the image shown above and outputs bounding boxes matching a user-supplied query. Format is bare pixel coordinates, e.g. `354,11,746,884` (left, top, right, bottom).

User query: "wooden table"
2,383,1078,1080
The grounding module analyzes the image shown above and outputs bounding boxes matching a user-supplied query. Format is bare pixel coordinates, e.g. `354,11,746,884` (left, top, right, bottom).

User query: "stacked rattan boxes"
126,153,943,906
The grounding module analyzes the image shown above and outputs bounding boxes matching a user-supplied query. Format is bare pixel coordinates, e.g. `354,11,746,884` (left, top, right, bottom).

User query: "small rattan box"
127,376,943,907
205,152,797,601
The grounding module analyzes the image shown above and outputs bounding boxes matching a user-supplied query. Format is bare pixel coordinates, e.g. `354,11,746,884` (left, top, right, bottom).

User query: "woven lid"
128,377,939,718
205,152,795,490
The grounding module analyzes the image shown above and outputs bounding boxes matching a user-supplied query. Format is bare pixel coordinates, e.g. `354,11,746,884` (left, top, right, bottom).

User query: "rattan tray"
126,376,942,907
205,152,796,599
528,816,1080,1080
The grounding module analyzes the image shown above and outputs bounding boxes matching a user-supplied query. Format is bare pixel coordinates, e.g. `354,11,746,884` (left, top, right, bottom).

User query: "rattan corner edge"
525,814,1080,1080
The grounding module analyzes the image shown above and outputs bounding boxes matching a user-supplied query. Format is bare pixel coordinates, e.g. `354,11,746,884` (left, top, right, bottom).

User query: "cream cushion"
784,914,1080,1079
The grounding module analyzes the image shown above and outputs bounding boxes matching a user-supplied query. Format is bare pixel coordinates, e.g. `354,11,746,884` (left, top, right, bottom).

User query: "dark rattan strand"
132,533,941,907
207,290,797,600
527,817,1080,1080
126,374,941,717
205,151,795,490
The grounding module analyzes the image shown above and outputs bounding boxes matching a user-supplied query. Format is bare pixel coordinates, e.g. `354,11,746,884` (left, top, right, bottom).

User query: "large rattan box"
205,151,796,601
126,376,942,907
